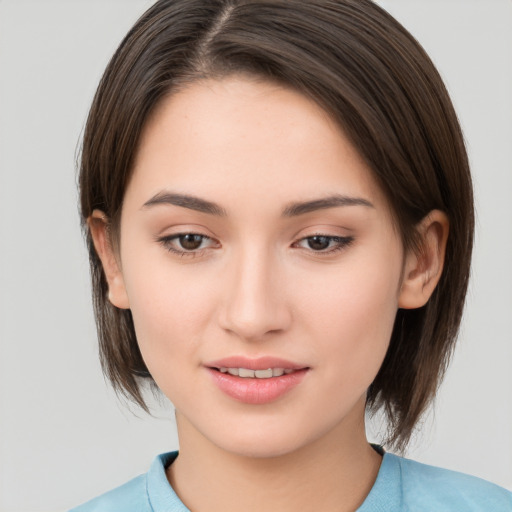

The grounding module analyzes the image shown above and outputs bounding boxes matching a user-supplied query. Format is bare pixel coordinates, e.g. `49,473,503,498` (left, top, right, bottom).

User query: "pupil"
308,236,330,251
180,234,202,250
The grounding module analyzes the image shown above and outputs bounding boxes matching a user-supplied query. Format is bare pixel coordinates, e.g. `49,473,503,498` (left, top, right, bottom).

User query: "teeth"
218,367,292,378
255,369,273,378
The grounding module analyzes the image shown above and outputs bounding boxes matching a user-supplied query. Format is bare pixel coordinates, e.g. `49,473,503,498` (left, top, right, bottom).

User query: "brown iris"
179,234,204,250
307,236,331,251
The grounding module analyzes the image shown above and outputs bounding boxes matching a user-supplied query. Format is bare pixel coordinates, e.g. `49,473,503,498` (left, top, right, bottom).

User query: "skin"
90,76,448,512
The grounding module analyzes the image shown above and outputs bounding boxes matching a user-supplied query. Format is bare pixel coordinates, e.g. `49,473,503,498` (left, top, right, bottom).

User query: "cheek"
303,251,400,328
298,251,401,382
121,255,217,371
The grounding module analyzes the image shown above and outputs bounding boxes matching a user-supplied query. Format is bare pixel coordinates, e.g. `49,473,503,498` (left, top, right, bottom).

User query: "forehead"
128,76,389,217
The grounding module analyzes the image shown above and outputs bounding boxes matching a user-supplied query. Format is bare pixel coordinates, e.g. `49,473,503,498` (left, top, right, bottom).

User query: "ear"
398,210,449,309
88,210,130,309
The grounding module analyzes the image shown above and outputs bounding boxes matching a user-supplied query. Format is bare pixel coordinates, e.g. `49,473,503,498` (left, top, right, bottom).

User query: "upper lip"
205,356,308,371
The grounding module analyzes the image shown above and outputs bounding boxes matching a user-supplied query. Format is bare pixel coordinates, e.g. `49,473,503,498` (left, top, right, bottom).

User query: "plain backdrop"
0,1,511,511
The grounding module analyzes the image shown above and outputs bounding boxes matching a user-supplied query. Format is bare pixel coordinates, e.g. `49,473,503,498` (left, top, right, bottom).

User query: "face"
110,77,407,457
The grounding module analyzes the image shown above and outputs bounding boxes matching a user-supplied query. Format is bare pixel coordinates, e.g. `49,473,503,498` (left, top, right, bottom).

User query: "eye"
295,235,354,254
157,232,217,257
176,233,206,251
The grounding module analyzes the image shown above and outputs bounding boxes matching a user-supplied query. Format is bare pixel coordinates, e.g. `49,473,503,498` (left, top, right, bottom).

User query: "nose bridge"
220,240,290,340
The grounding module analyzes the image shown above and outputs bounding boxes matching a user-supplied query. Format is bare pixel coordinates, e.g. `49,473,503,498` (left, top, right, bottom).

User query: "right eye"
157,233,217,257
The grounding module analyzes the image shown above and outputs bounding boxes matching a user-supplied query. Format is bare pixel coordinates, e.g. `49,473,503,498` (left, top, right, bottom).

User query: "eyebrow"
142,191,374,217
142,192,228,216
282,194,374,216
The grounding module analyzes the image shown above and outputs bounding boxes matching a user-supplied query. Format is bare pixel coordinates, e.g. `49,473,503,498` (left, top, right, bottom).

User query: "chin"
200,418,331,460
218,436,306,459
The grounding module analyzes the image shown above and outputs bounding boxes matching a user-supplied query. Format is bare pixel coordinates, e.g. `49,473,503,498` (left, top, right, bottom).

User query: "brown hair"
79,0,474,451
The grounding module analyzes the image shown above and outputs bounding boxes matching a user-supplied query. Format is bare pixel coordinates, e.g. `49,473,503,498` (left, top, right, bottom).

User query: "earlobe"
398,210,449,309
88,210,130,309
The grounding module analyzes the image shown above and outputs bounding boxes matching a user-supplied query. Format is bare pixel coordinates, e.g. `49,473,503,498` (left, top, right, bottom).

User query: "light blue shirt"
70,450,512,511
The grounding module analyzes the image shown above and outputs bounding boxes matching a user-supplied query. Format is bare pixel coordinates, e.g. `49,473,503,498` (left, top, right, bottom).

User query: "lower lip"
206,368,308,405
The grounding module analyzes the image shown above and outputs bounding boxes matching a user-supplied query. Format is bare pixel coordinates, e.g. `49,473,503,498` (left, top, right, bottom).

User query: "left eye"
295,235,354,253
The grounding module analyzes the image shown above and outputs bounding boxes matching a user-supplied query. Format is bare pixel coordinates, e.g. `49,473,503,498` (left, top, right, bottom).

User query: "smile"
216,367,296,378
207,365,309,404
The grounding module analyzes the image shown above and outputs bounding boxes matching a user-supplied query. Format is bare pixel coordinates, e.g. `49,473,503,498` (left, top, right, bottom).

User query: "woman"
71,0,512,510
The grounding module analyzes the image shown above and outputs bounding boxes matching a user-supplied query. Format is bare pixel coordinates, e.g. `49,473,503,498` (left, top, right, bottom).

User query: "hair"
79,0,474,451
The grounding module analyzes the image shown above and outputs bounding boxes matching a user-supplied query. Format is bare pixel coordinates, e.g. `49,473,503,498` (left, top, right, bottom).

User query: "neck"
167,400,382,512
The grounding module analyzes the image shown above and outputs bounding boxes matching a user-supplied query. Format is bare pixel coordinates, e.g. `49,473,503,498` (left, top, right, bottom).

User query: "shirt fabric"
70,450,512,511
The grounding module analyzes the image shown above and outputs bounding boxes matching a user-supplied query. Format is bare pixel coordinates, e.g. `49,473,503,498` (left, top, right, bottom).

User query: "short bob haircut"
79,0,474,451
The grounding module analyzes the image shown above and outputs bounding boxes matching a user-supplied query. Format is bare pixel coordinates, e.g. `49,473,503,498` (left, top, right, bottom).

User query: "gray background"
0,1,511,511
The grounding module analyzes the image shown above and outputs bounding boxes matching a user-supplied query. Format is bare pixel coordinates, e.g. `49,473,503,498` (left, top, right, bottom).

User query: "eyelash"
156,232,354,258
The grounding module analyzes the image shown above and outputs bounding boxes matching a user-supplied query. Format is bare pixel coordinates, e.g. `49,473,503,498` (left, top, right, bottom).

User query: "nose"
218,245,292,341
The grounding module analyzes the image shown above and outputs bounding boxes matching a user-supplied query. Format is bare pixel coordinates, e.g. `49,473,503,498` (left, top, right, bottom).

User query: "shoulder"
392,454,512,511
69,474,149,512
68,451,182,512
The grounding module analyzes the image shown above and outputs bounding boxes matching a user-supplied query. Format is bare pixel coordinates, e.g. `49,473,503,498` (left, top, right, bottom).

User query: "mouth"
205,357,309,404
205,356,308,377
211,367,297,378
